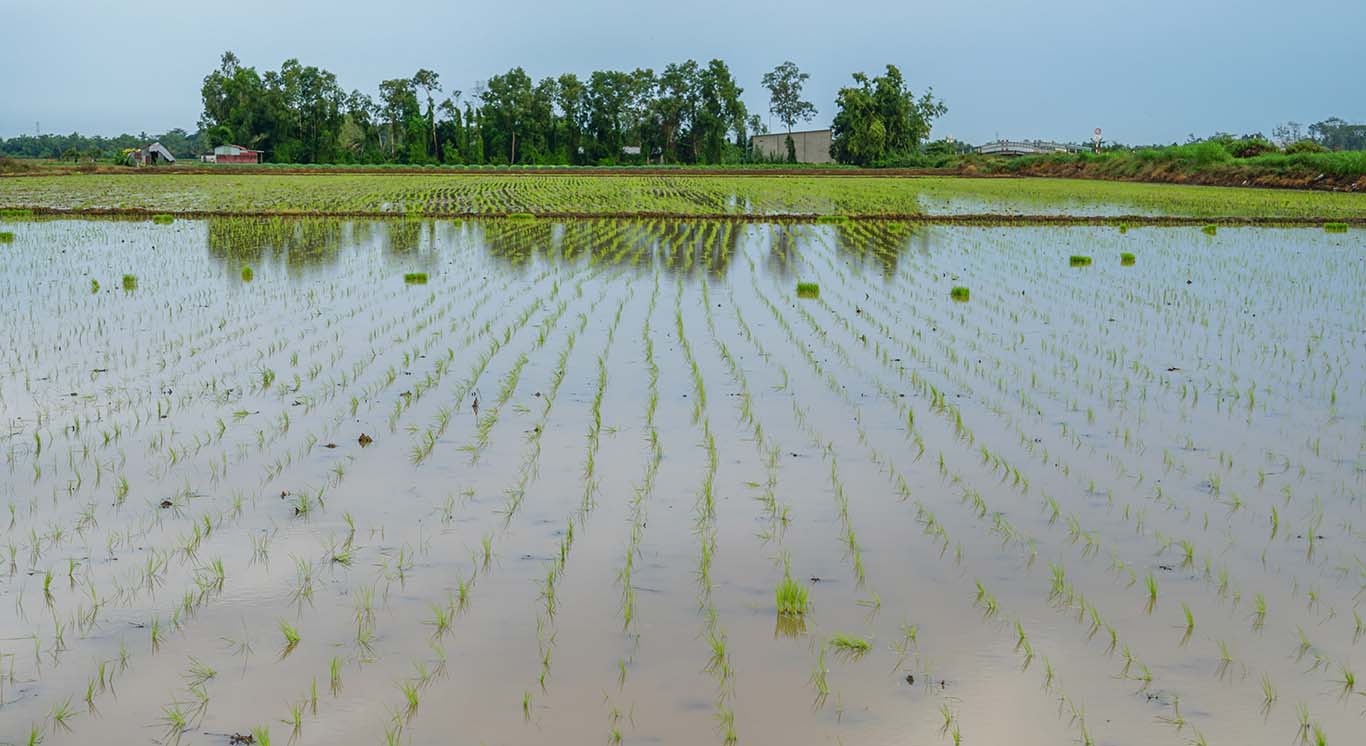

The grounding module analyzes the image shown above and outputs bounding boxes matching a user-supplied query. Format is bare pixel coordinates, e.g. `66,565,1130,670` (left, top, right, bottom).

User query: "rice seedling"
278,620,301,653
1201,224,1218,235
241,265,254,281
0,230,14,243
121,274,137,291
1323,222,1348,232
796,281,820,298
949,285,970,301
828,634,871,661
1120,252,1136,265
403,272,428,285
151,214,175,224
1068,255,1093,267
775,570,809,618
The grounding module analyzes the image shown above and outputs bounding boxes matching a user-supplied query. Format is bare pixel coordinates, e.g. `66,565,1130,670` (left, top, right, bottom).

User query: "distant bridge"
975,140,1087,156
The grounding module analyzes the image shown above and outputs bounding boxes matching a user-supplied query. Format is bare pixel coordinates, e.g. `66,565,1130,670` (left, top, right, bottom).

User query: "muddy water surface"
0,217,1362,746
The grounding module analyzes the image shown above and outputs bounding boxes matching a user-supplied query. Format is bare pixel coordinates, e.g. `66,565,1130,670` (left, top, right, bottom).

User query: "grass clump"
1120,252,1136,266
403,272,428,285
775,574,809,617
950,286,970,301
151,214,175,225
121,274,138,291
1324,222,1348,233
0,231,13,243
828,634,871,660
241,265,254,282
1201,224,1218,235
1068,255,1092,267
796,281,820,299
0,208,34,219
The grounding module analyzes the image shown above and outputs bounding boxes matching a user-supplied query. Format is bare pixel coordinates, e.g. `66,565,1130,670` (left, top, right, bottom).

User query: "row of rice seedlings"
830,226,1355,732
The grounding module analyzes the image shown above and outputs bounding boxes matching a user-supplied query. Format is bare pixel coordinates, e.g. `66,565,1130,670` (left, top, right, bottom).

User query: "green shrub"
1284,139,1327,154
1224,137,1278,158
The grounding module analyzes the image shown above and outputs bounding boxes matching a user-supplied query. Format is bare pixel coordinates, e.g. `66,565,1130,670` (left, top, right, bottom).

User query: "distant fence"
975,140,1087,156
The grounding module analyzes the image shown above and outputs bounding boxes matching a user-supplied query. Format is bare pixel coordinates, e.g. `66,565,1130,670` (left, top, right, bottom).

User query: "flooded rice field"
0,216,1363,745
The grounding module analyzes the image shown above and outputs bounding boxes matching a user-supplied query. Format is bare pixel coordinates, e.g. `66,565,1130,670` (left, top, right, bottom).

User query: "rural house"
203,144,263,164
128,142,176,166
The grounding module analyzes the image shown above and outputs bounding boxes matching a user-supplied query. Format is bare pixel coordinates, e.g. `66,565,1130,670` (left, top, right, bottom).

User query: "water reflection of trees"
201,217,923,282
829,222,921,278
206,217,347,276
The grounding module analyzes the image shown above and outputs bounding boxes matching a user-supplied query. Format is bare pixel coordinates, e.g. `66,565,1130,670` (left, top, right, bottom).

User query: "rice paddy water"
0,214,1362,745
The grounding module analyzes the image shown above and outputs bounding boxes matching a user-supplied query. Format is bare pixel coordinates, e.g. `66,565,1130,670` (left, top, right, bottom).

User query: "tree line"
0,54,947,167
193,52,948,167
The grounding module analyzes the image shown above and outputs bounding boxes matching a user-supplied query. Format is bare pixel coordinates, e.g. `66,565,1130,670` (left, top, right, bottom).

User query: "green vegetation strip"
3,174,1365,220
3,205,1364,227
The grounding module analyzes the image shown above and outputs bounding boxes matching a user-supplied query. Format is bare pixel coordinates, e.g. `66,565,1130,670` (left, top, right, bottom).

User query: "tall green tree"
762,61,817,162
412,69,442,160
830,65,944,166
481,68,535,164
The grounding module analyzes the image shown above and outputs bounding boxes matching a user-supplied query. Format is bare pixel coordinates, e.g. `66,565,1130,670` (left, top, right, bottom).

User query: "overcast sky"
3,0,1362,145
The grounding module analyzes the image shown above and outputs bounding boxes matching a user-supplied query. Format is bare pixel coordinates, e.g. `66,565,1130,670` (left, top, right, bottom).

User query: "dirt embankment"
5,157,1366,193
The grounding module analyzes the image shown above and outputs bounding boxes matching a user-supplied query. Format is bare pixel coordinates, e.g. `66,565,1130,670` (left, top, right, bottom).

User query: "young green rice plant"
775,569,809,618
241,265,254,282
330,656,343,696
278,619,301,654
1201,224,1218,235
809,646,830,707
1174,601,1196,642
1068,255,1093,267
121,274,137,291
49,697,76,732
159,700,190,744
1144,572,1158,614
403,272,428,285
1120,252,1136,265
151,214,175,224
1260,673,1277,712
399,680,420,719
949,286,970,302
0,231,13,243
1295,702,1312,743
828,634,871,661
796,281,820,299
1336,663,1356,700
1324,222,1349,232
